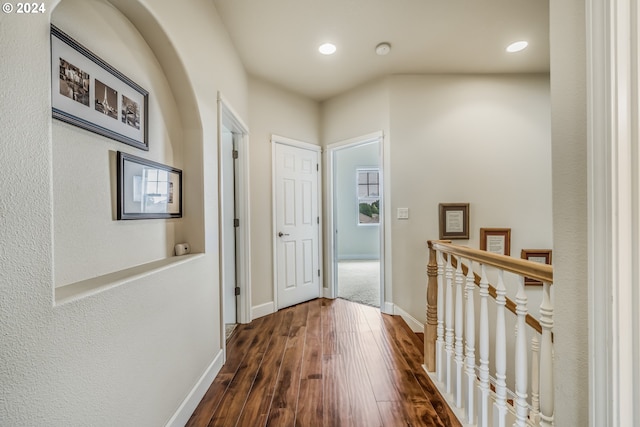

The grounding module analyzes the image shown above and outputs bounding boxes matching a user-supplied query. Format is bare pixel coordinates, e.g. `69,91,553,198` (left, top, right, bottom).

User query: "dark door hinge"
318,269,321,277
235,286,240,296
234,218,240,227
232,149,239,159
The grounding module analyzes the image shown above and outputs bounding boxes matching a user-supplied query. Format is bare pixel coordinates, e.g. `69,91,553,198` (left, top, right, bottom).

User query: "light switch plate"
397,208,409,219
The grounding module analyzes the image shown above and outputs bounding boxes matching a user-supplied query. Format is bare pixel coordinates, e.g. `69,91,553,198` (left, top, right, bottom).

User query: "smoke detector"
375,42,391,56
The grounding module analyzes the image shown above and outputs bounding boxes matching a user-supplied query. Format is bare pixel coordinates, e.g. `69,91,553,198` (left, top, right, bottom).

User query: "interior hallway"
187,298,459,427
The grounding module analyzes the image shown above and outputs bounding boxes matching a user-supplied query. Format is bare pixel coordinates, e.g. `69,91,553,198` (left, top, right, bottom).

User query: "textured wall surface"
0,0,247,425
550,0,589,424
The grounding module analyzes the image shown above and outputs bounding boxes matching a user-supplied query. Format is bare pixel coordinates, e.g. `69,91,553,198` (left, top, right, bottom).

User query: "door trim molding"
217,93,251,361
587,0,639,425
325,131,389,312
271,135,323,311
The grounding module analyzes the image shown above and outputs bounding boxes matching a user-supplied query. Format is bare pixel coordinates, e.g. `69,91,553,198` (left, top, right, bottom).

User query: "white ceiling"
213,0,549,102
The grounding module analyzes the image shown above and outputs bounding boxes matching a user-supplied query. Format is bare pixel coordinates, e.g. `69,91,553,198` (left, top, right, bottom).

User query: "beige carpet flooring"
337,260,380,307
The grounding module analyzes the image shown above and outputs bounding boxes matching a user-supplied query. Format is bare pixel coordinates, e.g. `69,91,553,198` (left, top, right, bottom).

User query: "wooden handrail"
429,240,553,284
425,240,552,372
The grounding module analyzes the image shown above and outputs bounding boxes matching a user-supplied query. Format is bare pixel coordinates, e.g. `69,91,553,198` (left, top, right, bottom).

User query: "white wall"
322,74,553,321
335,142,380,259
388,74,553,323
321,79,392,300
247,76,320,310
0,0,248,424
550,0,588,424
52,0,184,286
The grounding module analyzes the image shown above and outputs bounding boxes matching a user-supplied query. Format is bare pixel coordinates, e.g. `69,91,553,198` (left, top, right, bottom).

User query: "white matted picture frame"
51,25,149,150
480,227,511,256
520,249,552,285
438,203,469,239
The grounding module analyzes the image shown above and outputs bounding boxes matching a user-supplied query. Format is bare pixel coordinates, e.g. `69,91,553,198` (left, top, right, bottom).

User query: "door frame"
217,93,251,355
271,135,323,310
325,131,390,313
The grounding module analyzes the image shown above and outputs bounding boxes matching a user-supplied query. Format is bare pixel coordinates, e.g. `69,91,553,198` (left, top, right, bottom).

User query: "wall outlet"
397,208,409,219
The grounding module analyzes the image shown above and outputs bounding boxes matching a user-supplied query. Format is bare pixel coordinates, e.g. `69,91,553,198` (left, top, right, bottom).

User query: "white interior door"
274,142,320,309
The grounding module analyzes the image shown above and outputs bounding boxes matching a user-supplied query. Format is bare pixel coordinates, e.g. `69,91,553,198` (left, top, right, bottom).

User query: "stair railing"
425,240,554,427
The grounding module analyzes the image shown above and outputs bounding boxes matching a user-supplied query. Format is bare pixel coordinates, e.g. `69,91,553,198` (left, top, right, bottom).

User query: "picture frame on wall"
520,249,552,285
51,25,149,151
117,151,182,220
480,227,511,256
438,203,469,239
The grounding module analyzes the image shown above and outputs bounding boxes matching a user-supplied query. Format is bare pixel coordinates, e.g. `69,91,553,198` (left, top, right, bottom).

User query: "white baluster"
454,257,465,407
539,282,554,427
436,250,445,383
445,254,455,394
530,335,540,425
493,270,507,427
514,277,529,426
477,264,491,427
464,258,476,424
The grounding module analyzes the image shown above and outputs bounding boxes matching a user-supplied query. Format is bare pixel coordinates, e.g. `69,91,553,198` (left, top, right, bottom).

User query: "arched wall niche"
51,0,205,289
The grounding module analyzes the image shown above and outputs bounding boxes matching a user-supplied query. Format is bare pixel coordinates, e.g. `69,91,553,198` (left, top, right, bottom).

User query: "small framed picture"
439,203,469,239
117,152,182,220
520,249,552,285
480,228,511,256
51,25,149,150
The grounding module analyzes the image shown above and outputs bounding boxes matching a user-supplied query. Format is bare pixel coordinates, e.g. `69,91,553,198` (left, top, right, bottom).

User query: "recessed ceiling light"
319,43,337,55
506,41,528,53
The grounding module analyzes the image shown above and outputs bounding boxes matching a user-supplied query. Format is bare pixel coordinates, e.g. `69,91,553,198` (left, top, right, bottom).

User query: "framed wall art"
480,227,511,256
438,203,469,239
520,249,552,285
117,152,182,220
51,25,149,150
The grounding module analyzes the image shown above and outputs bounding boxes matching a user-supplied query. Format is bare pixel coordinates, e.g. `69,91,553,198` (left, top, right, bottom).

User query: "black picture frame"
117,151,182,220
51,25,149,150
439,203,470,239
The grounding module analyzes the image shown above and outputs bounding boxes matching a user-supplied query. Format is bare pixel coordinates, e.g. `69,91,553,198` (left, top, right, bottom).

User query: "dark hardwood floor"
186,298,460,427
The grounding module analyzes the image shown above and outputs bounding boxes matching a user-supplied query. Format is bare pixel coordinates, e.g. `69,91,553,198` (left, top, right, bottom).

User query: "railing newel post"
425,241,438,372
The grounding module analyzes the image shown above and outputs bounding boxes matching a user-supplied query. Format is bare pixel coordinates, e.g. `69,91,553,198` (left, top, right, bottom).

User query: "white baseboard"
393,304,424,333
252,301,275,320
323,288,334,299
382,301,394,315
165,349,224,427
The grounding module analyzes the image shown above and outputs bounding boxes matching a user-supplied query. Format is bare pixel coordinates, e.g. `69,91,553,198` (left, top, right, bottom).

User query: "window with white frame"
357,168,380,225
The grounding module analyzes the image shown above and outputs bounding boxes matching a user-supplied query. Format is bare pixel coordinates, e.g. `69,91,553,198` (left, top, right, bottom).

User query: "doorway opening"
326,132,384,309
218,95,251,354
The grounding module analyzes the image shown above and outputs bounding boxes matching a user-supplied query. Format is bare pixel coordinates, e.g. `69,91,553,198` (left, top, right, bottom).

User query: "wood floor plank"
296,300,323,427
336,331,383,427
376,400,410,427
265,302,309,426
186,317,266,427
208,313,281,427
235,308,294,427
189,298,461,427
381,314,461,427
322,353,351,427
